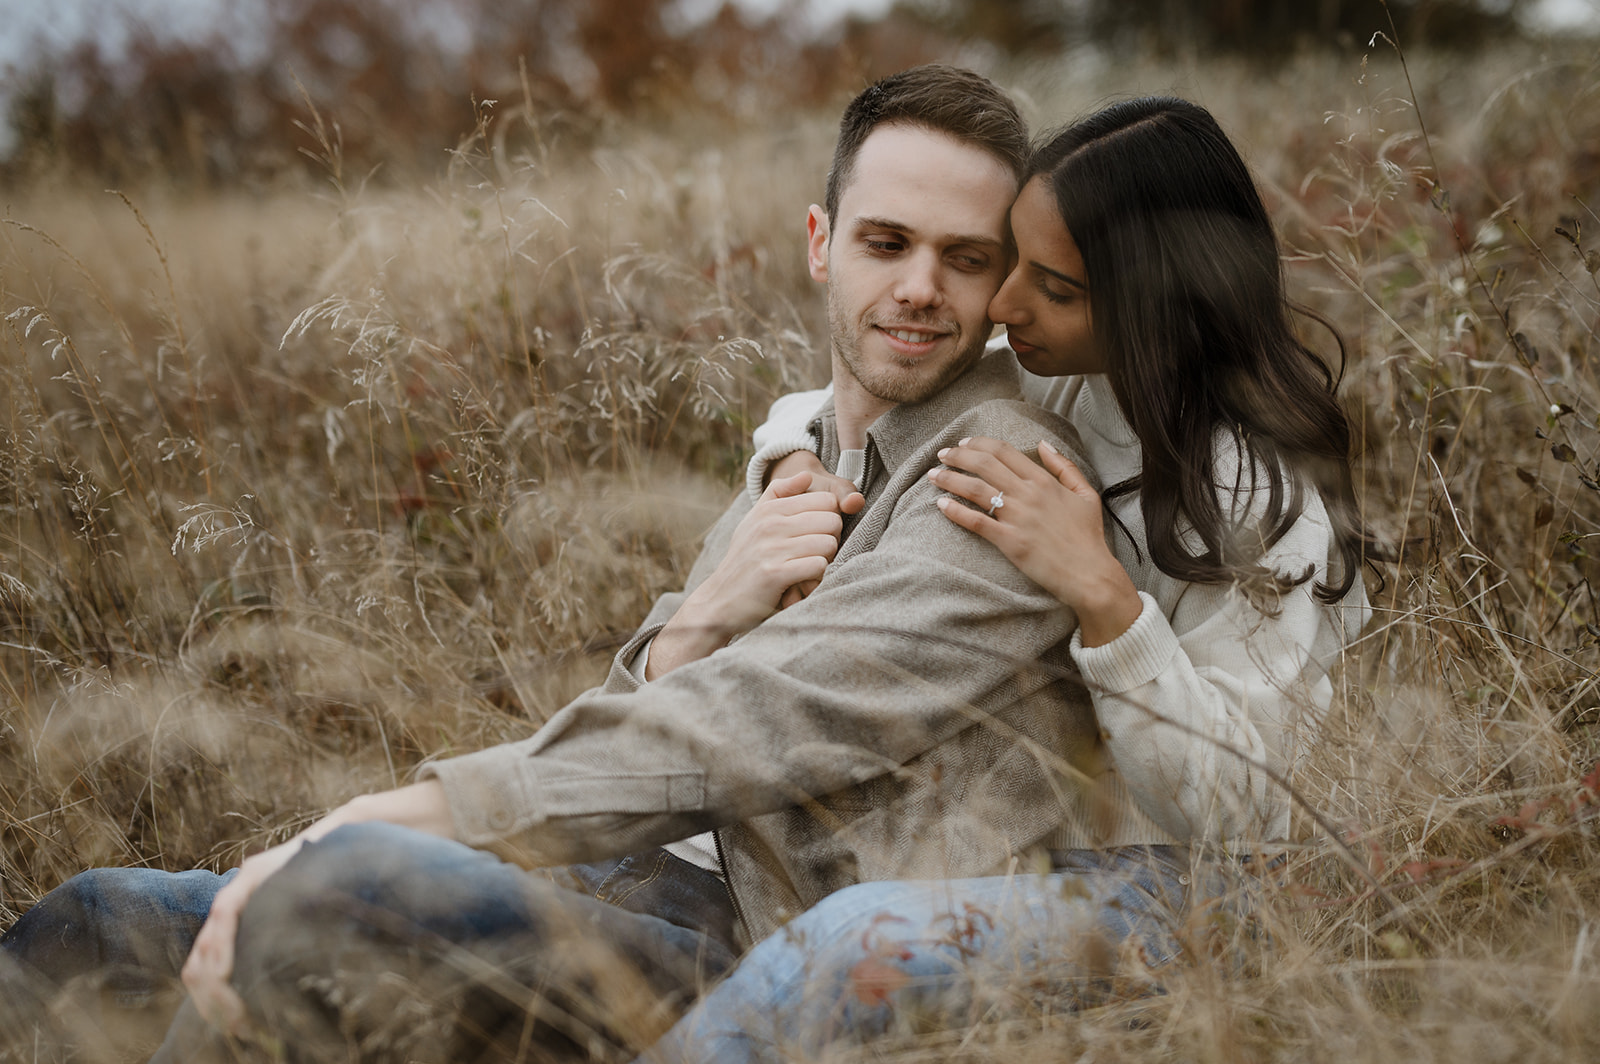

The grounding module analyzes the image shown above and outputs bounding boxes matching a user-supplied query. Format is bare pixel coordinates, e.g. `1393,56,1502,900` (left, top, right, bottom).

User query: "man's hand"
181,781,455,1035
647,472,849,679
766,452,863,610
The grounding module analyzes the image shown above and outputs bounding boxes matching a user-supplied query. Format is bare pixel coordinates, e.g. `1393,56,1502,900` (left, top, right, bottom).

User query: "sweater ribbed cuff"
1069,591,1180,693
745,431,821,501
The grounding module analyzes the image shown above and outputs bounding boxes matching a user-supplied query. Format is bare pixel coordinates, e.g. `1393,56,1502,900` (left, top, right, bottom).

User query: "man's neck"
830,355,894,451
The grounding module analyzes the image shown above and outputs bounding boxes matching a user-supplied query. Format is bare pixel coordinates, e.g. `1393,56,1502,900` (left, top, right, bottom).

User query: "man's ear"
806,205,829,283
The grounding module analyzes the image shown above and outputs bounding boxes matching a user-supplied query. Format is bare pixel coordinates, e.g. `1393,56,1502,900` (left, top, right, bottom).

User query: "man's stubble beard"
827,295,989,407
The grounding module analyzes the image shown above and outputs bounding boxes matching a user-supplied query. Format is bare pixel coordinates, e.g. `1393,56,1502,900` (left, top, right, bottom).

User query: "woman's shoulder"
1207,428,1328,529
1019,368,1082,414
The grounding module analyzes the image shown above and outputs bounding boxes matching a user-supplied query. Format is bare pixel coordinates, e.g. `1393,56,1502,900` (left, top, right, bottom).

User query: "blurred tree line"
1,0,1537,187
924,0,1533,54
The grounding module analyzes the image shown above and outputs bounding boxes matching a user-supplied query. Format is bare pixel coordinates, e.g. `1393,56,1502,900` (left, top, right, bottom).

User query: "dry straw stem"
3,38,1600,1062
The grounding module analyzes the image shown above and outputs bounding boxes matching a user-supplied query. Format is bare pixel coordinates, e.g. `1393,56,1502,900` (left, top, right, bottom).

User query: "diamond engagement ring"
987,491,1005,516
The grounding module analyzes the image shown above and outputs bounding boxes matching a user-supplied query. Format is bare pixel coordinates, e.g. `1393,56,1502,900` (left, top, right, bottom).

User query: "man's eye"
951,253,990,271
865,239,902,254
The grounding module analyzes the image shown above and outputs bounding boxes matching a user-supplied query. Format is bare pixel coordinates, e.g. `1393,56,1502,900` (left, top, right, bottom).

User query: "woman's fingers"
943,436,1039,483
765,470,816,500
925,467,1000,511
935,494,1002,541
1038,440,1098,499
764,466,864,515
936,443,1016,492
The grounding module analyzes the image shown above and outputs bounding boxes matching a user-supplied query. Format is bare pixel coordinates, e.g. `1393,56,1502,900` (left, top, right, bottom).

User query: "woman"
641,96,1372,1061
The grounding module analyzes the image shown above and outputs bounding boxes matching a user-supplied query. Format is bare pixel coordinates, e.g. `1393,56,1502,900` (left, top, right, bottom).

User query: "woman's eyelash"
1035,277,1072,305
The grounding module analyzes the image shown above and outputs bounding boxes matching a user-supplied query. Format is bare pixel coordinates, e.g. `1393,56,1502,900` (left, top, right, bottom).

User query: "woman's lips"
1007,335,1039,357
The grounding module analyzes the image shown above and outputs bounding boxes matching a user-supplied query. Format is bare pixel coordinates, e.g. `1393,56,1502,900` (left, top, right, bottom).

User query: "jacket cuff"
602,623,667,694
1069,592,1179,694
745,432,820,502
419,747,538,846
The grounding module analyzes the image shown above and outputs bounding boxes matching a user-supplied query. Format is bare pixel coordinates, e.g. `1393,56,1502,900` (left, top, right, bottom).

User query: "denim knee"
1,866,230,986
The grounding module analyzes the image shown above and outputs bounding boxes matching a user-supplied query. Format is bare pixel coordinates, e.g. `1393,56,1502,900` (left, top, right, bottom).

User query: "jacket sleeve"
421,413,1083,867
1071,466,1368,845
744,387,831,500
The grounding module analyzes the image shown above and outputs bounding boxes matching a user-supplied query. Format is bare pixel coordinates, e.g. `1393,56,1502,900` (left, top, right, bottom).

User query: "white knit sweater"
747,363,1370,849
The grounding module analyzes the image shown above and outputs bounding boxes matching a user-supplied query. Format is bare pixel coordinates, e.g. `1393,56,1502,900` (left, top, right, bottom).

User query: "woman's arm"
929,437,1140,646
1072,510,1352,844
932,436,1363,843
746,386,832,500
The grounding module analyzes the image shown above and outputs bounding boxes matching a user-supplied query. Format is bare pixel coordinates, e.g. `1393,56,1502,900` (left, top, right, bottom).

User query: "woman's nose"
987,267,1026,324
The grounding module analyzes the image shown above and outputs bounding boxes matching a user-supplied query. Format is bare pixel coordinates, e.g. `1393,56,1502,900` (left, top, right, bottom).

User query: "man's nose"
892,250,943,308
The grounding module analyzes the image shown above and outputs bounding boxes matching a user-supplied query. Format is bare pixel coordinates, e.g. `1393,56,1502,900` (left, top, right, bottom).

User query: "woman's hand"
929,437,1143,647
181,781,454,1035
766,450,864,516
648,472,849,678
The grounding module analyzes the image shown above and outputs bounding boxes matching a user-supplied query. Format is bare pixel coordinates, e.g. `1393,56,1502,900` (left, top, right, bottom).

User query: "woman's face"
988,177,1103,377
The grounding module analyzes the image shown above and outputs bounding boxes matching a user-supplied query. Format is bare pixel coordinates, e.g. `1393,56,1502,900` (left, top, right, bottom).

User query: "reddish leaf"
1399,857,1466,884
848,954,910,1007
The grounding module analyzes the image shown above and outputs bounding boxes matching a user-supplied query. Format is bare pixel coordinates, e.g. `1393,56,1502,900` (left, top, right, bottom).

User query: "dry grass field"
3,38,1600,1061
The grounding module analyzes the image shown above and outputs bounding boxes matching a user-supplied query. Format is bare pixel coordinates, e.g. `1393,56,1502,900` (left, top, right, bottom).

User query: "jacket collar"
811,347,1023,488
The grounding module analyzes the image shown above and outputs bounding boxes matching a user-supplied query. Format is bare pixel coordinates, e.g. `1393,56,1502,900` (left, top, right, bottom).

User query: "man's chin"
859,361,970,406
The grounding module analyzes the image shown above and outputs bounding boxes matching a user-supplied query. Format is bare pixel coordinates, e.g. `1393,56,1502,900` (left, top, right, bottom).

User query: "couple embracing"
1,64,1369,1062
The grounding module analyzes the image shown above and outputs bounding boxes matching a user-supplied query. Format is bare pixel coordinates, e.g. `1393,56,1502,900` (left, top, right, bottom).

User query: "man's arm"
425,400,1086,867
647,472,847,679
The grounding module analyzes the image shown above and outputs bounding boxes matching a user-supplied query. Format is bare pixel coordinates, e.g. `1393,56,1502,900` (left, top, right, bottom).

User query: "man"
3,65,1096,1061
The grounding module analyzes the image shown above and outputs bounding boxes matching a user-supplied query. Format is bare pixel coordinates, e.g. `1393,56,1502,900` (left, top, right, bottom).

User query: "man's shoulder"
941,396,1092,475
944,394,1073,437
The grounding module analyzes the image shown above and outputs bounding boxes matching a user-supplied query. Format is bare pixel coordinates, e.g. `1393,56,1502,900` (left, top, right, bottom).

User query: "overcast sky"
0,0,1593,80
0,0,888,74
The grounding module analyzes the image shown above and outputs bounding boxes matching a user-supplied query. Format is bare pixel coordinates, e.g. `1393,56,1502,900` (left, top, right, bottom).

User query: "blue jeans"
639,846,1211,1064
2,825,736,1062
3,835,1224,1062
0,865,241,1055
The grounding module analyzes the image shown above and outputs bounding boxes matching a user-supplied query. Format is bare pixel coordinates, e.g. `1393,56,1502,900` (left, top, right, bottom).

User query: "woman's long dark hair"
1033,97,1368,605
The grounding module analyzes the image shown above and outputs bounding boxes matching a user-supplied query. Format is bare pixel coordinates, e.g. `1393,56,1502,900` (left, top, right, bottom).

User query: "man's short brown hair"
824,65,1028,225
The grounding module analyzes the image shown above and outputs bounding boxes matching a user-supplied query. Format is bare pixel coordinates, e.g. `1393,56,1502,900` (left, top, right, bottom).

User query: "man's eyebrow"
1032,261,1087,290
851,215,1005,250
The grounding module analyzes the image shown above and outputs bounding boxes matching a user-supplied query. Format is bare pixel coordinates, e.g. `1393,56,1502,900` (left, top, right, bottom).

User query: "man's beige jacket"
424,349,1107,944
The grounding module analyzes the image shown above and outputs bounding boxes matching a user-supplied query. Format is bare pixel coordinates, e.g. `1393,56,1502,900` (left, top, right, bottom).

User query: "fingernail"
958,437,971,446
937,447,949,459
936,497,949,510
926,468,939,480
1039,440,1058,455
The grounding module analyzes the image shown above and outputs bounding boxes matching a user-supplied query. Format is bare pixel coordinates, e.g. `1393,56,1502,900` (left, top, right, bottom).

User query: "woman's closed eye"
1035,275,1076,305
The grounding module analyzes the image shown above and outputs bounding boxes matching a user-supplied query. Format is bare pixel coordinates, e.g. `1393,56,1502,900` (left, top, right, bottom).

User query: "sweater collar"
1076,375,1138,449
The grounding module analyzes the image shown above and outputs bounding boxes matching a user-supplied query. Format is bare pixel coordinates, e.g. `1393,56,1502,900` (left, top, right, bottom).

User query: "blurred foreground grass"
3,42,1600,1061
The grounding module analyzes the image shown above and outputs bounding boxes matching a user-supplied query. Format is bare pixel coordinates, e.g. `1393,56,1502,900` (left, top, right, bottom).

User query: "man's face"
808,124,1016,423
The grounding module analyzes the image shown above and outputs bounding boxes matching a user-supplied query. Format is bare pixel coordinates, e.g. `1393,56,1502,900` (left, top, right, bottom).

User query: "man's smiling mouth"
881,327,947,344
